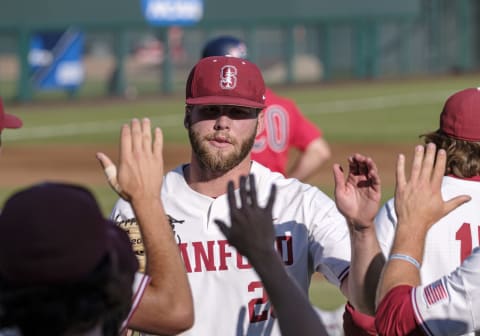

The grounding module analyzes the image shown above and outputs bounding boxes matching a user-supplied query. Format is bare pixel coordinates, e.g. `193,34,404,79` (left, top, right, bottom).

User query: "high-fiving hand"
333,153,381,230
215,174,277,262
394,143,471,235
96,118,164,202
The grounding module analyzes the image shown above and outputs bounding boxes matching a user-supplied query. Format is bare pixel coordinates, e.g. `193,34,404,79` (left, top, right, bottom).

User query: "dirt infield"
0,142,413,192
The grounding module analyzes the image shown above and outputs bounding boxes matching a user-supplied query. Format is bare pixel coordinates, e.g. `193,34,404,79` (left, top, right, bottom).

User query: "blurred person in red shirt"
201,36,331,181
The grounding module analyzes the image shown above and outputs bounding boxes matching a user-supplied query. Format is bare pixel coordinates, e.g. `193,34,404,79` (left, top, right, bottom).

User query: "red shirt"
251,88,322,176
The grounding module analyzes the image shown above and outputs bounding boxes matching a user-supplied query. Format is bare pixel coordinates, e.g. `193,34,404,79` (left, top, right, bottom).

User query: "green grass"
4,98,186,144
309,277,346,310
5,73,480,145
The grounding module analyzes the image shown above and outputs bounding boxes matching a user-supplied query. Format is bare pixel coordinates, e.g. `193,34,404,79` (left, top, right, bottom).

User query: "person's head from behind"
184,56,266,173
421,88,480,178
201,35,247,59
0,98,23,148
0,183,138,336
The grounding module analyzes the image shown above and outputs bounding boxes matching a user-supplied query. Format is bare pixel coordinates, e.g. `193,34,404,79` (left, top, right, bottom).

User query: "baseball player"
111,56,382,335
376,143,472,336
0,182,139,336
201,36,331,181
215,174,329,336
375,88,480,335
97,118,193,335
216,144,462,336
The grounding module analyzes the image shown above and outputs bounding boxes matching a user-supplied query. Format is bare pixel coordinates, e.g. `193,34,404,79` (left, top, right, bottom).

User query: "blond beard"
188,126,256,173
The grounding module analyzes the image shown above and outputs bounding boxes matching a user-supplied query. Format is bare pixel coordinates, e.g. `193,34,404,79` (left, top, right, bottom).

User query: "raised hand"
215,174,277,262
394,143,471,235
96,118,164,202
333,153,381,230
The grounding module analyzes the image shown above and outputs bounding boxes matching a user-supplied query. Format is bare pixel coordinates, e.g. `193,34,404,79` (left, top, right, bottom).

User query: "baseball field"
1,73,479,309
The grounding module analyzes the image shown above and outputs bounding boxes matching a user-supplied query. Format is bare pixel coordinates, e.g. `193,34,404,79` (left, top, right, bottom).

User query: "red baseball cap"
186,56,266,109
0,182,138,287
0,98,22,131
440,88,480,141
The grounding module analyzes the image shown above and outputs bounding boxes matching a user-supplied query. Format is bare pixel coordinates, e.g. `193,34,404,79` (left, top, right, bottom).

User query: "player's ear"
255,109,265,136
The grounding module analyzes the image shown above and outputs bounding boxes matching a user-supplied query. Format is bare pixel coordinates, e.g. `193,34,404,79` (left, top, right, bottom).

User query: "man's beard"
188,127,256,173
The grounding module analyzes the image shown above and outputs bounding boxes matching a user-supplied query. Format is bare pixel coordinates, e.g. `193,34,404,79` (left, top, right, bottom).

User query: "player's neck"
185,157,252,198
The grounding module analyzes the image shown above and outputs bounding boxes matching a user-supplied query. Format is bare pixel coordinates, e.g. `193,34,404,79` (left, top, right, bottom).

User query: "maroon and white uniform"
376,247,480,336
112,161,351,336
375,175,480,336
252,88,322,176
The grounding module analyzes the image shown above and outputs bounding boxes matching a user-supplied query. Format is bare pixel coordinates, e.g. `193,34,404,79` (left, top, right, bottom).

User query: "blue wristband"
389,253,421,269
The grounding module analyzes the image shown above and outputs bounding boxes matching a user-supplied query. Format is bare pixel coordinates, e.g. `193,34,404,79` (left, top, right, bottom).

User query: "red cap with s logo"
186,56,266,109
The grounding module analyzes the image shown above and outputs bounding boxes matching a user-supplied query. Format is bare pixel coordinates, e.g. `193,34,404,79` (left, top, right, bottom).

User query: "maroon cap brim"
3,114,23,129
186,95,265,109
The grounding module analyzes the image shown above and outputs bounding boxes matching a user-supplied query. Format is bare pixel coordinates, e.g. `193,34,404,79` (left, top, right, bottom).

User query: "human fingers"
409,145,425,183
153,127,163,159
226,180,237,210
366,157,381,191
332,163,345,185
265,184,277,212
419,143,436,182
332,164,346,190
362,156,380,181
351,153,371,175
239,175,249,207
444,195,472,215
248,174,258,206
395,153,407,191
130,118,142,153
347,156,359,175
120,123,132,163
432,148,446,190
96,151,113,171
140,118,152,152
364,156,378,173
96,152,125,198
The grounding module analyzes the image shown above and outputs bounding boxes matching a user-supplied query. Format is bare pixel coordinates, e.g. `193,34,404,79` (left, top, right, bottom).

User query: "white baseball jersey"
375,175,480,336
111,161,351,336
412,246,480,335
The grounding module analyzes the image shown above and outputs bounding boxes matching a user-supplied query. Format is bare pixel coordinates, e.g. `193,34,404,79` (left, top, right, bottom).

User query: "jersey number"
254,106,288,153
455,222,480,263
248,281,276,323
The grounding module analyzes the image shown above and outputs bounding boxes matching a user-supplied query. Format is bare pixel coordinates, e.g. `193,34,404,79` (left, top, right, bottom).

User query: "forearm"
289,139,330,180
347,225,385,315
129,197,193,334
376,226,427,306
249,249,328,336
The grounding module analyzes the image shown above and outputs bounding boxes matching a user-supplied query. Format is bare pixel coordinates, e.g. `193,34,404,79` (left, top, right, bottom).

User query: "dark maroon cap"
0,98,22,131
440,88,480,141
186,56,266,109
0,182,138,287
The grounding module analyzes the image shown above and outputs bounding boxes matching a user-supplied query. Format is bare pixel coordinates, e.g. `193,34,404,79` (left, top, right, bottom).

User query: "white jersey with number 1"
375,175,480,336
111,161,351,336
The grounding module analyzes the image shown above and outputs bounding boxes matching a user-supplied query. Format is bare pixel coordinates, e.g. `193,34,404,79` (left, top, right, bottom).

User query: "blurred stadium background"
1,0,479,312
0,0,478,101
